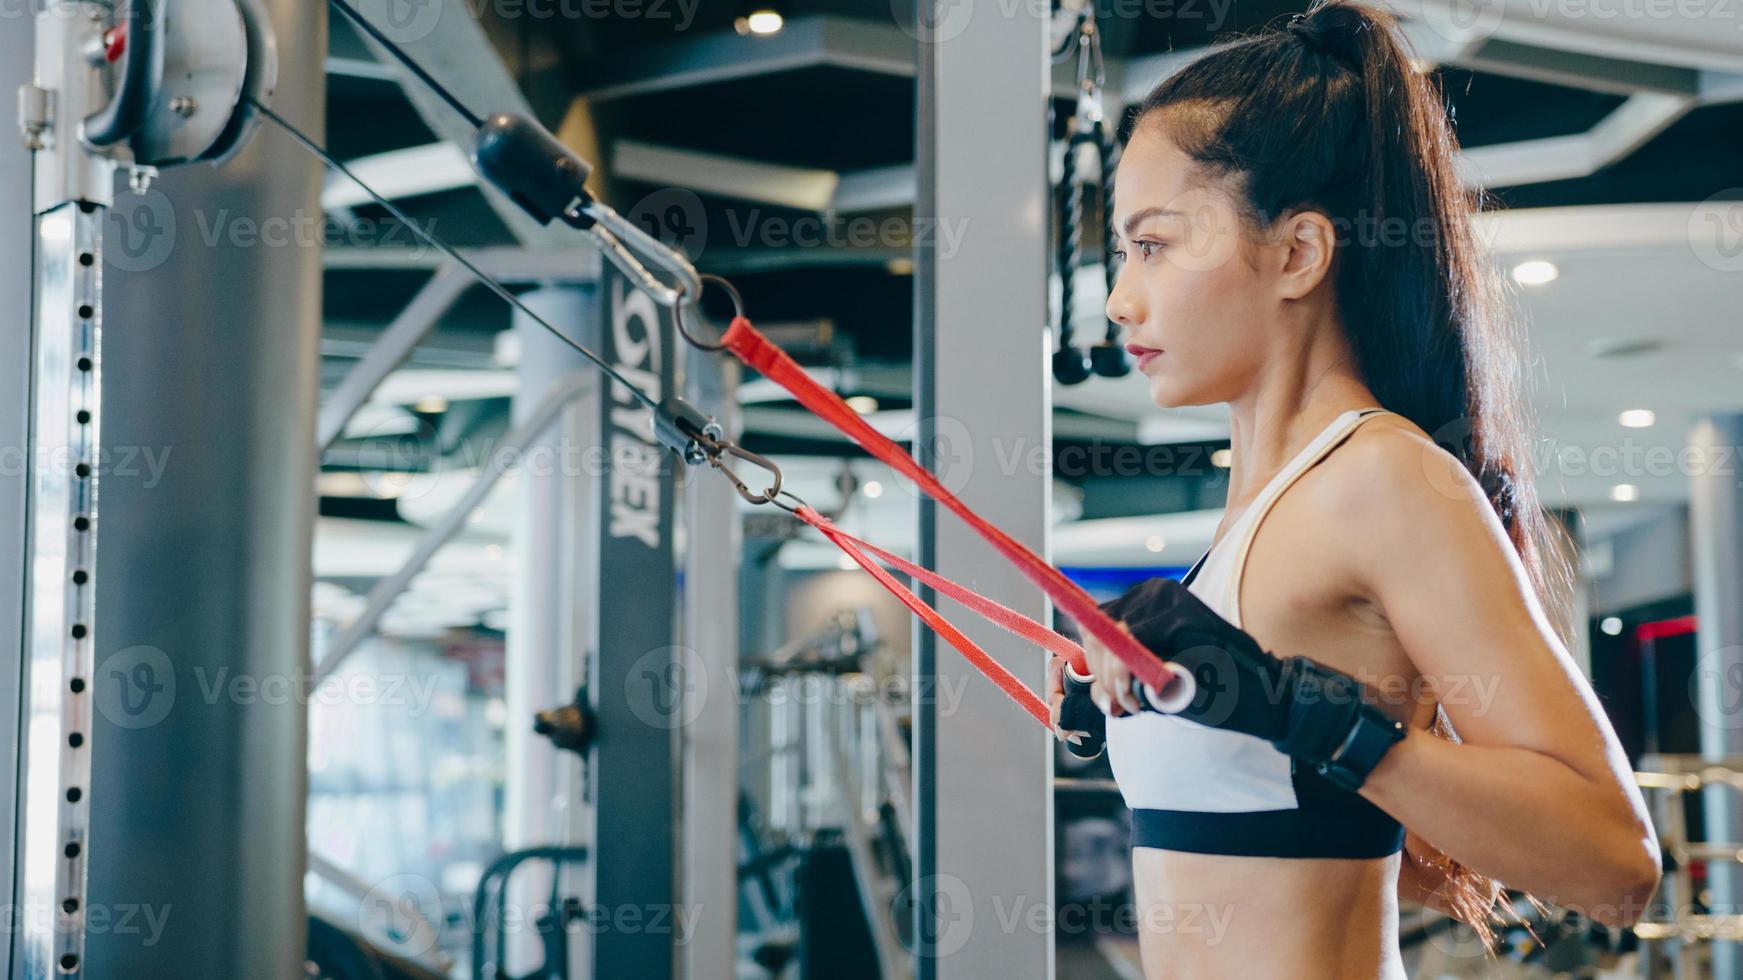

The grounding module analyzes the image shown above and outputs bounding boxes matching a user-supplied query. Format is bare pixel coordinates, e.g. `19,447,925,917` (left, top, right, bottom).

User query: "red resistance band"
721,316,1174,724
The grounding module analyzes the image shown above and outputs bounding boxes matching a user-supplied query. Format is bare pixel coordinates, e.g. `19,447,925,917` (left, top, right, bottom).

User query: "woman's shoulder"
1303,410,1493,529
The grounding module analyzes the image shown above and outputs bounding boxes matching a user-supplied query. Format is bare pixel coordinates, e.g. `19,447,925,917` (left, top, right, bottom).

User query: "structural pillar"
0,16,34,956
1691,413,1743,974
506,285,600,975
913,2,1054,977
84,2,323,977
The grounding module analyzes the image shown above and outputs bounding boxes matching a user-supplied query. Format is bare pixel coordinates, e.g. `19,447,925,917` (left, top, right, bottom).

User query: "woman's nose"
1105,264,1141,333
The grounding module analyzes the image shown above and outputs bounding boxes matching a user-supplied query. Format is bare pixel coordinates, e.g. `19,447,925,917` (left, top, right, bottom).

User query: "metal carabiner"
575,199,704,308
707,441,784,506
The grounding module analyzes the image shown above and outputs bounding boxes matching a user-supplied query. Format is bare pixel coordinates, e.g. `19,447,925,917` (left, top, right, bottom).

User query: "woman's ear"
1276,210,1337,300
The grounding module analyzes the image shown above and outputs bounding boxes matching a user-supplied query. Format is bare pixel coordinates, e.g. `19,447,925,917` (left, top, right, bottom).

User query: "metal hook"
674,274,744,352
708,441,784,505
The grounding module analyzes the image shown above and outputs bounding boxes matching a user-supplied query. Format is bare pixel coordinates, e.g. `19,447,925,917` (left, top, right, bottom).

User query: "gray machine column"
0,16,34,942
678,342,741,978
913,2,1054,978
1691,413,1743,974
85,1,324,976
506,286,600,975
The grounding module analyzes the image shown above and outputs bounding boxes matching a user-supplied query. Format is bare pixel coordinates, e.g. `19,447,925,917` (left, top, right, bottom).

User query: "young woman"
1046,3,1661,977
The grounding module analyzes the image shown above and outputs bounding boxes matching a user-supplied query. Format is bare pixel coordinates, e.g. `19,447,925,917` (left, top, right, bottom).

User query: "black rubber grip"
1059,668,1106,759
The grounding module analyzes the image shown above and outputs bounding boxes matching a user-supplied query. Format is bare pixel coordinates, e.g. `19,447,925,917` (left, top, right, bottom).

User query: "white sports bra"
1105,408,1406,858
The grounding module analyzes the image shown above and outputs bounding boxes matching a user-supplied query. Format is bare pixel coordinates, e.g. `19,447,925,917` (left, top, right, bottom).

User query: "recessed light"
744,10,784,34
863,480,883,499
414,394,449,414
484,544,503,562
1511,260,1559,286
1619,409,1656,429
846,395,880,415
1610,484,1640,503
1600,616,1623,636
1210,448,1232,468
1145,535,1166,553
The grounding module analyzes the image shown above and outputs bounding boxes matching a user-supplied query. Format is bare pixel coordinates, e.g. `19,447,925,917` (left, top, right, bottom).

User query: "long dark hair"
1128,0,1572,950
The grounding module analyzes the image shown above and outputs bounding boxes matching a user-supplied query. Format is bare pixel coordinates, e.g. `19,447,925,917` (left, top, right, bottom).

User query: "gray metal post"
84,1,323,976
1691,414,1743,974
505,286,599,976
678,343,740,978
587,269,680,979
914,3,1054,978
0,16,33,962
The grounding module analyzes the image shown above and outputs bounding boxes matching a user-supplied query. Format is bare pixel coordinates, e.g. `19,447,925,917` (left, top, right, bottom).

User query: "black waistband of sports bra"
1129,795,1405,859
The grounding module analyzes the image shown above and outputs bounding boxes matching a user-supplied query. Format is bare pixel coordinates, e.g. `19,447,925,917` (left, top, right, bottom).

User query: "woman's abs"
1128,847,1407,980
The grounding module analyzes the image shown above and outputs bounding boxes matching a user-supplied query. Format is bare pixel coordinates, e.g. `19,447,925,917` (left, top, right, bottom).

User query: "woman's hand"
1046,654,1066,730
1084,622,1143,717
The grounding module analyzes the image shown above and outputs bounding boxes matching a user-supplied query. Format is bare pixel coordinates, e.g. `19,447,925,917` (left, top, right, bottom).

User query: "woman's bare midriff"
1129,846,1406,980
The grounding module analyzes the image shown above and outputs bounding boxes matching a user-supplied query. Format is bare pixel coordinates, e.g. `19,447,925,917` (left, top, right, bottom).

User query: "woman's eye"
1136,240,1164,259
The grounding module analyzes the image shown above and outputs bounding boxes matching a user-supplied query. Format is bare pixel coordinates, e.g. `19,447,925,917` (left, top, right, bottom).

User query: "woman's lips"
1126,343,1162,371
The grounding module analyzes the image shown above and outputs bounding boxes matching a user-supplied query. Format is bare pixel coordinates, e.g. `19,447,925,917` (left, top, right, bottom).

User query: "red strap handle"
722,315,1169,695
795,507,1054,728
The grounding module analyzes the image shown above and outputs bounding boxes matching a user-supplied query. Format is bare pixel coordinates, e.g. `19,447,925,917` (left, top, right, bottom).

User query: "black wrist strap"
1315,709,1406,791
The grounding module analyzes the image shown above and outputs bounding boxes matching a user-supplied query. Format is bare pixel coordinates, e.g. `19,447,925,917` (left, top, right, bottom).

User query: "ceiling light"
846,395,880,415
742,10,784,35
863,480,884,499
1618,409,1656,429
1610,484,1640,503
1600,616,1623,636
1210,448,1232,468
1510,260,1559,286
1144,535,1166,554
483,544,503,562
413,394,449,414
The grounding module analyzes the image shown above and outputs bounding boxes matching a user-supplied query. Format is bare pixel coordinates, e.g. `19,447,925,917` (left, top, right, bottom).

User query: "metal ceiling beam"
612,139,838,209
325,55,397,81
577,15,1088,102
1463,37,1702,96
1459,92,1693,187
347,0,573,247
1410,0,1743,73
318,263,473,452
575,16,912,101
323,245,601,280
321,142,476,211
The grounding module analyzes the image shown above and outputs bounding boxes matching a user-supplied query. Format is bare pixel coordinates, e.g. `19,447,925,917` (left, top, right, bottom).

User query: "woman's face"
1106,123,1275,409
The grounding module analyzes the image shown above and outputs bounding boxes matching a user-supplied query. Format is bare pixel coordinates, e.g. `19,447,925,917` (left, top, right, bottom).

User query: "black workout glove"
1062,577,1405,789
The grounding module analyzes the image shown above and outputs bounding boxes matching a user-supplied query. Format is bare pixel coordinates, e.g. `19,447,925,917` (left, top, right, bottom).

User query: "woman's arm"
1335,425,1661,928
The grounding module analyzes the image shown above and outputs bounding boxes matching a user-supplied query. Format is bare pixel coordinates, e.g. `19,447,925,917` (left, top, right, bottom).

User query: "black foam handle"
1059,668,1106,759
